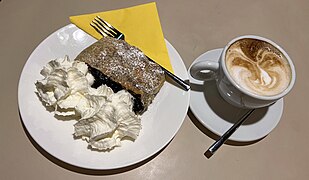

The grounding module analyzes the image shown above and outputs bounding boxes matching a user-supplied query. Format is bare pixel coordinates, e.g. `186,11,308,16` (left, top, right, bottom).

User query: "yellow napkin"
69,2,173,73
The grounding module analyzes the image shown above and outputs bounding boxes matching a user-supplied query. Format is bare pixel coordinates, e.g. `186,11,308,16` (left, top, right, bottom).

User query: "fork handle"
147,58,190,91
162,67,190,91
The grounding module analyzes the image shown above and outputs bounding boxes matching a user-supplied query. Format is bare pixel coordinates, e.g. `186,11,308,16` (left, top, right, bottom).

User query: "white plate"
188,49,283,142
18,24,190,170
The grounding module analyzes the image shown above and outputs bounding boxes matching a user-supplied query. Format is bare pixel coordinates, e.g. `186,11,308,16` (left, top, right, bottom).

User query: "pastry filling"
88,65,144,114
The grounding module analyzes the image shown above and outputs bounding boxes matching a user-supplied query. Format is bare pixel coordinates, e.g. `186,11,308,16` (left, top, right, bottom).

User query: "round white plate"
188,49,283,142
18,24,190,170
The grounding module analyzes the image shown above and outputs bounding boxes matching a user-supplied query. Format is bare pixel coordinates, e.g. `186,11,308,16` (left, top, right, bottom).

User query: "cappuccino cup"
190,35,296,109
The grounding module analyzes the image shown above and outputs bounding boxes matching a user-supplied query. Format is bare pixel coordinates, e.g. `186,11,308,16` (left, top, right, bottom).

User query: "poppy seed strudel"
74,37,165,114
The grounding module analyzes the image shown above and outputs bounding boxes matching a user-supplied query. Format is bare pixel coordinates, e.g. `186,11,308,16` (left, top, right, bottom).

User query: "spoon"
206,109,255,157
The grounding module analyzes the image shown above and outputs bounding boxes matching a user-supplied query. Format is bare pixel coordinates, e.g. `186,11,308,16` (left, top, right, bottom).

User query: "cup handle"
190,60,219,81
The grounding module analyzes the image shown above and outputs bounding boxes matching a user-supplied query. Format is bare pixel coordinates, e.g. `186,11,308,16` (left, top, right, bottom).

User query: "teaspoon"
206,108,255,157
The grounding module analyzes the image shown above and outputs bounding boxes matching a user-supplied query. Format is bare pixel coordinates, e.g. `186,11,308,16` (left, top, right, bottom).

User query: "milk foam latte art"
225,39,292,96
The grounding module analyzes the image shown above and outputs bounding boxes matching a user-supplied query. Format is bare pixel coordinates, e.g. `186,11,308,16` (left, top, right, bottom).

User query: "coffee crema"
225,38,291,96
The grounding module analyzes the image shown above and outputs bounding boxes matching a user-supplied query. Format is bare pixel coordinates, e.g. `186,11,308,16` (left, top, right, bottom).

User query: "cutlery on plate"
206,109,255,157
90,16,191,91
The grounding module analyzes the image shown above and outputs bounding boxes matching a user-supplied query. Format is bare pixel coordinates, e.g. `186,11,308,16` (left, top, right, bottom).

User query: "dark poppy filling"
88,65,144,114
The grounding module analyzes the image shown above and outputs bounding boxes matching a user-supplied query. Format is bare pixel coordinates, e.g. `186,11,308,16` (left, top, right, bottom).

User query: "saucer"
188,49,284,142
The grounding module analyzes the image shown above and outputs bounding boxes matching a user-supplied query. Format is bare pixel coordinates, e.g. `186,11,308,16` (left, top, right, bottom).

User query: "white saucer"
188,49,284,142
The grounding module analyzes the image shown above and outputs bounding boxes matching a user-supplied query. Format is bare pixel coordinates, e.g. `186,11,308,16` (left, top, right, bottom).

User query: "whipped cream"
35,56,141,150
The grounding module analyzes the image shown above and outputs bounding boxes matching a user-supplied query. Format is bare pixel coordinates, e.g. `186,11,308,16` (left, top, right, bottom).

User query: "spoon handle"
207,109,255,155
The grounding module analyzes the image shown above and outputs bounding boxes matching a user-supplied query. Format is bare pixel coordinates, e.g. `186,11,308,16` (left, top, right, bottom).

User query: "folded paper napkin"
69,2,173,73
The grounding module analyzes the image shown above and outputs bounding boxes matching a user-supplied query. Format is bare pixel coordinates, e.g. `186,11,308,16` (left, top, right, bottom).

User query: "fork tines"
90,16,123,39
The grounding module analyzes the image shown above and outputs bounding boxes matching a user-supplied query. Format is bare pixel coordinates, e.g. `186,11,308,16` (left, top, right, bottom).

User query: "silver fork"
90,16,190,91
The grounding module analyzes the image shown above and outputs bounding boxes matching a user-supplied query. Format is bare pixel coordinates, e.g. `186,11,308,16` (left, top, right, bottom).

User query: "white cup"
190,35,296,109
